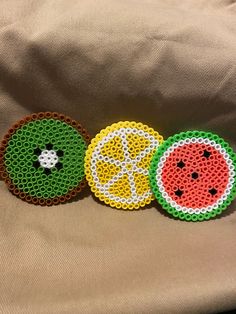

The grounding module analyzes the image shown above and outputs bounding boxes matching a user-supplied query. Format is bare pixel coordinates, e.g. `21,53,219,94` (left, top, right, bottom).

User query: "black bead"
55,162,63,170
44,168,51,175
175,189,183,197
209,188,217,196
46,143,53,150
33,160,40,168
34,148,41,156
177,161,185,168
191,172,199,179
203,150,211,158
57,150,64,157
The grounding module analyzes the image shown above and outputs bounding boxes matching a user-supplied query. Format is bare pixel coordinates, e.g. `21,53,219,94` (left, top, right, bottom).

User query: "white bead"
38,149,59,169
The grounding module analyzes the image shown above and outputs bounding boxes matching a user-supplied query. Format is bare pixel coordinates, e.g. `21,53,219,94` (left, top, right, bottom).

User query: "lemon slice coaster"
85,121,163,209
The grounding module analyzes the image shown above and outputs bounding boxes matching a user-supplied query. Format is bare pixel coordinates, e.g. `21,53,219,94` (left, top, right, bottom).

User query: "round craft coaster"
149,131,236,221
0,112,90,205
85,121,163,210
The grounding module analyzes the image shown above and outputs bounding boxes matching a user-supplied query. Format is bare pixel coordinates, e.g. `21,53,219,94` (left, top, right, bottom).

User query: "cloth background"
1,0,236,313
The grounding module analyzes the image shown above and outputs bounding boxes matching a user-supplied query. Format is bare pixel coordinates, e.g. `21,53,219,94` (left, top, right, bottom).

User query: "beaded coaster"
85,121,163,209
149,131,236,221
0,112,90,205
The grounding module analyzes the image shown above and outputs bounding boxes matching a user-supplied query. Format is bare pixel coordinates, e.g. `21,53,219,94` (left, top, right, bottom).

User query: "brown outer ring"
0,112,91,206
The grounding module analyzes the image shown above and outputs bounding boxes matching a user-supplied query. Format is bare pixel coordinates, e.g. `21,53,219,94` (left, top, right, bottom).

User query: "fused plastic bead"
149,131,236,221
85,121,163,210
0,112,90,205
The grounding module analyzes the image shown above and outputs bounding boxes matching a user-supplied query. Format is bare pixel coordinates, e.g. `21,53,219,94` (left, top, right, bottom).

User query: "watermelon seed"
209,188,217,196
177,160,185,168
175,189,183,197
191,172,199,179
203,150,211,158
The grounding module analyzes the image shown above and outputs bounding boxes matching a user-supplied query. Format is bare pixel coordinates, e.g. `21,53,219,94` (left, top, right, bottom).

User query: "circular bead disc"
0,112,90,205
149,131,236,221
85,121,163,209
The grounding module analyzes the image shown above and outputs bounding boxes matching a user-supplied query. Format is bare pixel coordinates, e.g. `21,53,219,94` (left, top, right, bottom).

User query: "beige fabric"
1,1,236,313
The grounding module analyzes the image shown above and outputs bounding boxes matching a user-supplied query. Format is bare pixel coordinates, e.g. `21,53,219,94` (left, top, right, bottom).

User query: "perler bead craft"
0,112,90,205
85,121,163,210
149,131,236,221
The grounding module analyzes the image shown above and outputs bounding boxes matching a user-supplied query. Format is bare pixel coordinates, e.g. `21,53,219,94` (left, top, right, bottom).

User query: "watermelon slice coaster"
149,131,236,221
